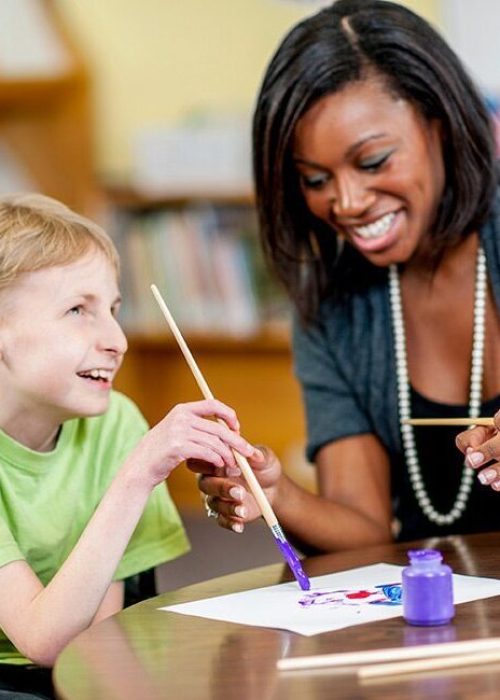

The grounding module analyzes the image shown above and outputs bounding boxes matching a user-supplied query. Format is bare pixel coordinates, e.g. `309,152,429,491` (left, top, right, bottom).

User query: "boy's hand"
188,446,282,532
456,412,500,491
132,399,258,487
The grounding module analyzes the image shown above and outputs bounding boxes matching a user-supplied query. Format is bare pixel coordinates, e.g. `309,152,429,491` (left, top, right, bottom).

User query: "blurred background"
1,0,498,590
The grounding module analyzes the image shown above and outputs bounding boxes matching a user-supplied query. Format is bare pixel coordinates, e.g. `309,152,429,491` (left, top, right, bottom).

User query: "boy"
0,193,256,687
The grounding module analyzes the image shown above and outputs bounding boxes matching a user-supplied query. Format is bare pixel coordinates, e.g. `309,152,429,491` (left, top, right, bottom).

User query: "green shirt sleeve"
114,482,190,581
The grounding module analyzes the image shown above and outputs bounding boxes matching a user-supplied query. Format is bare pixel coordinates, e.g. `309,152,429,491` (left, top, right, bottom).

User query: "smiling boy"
0,193,256,687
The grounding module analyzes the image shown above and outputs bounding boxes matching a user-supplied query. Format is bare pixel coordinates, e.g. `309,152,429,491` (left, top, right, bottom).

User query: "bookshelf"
106,187,312,510
0,0,98,213
107,186,289,336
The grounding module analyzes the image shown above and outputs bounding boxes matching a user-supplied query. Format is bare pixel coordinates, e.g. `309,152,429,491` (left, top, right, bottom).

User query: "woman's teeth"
353,212,396,239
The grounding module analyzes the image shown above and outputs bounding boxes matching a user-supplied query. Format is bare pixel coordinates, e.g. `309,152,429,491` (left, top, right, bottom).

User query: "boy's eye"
68,305,83,316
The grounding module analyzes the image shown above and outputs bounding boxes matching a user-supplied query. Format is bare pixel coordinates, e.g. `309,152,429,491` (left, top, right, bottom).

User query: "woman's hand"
456,412,500,490
187,446,282,532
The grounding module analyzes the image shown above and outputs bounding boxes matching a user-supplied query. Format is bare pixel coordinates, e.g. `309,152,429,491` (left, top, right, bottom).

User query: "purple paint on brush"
274,535,311,591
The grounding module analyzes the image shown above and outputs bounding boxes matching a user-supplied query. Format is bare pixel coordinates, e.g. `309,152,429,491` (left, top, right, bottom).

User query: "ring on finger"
203,495,218,519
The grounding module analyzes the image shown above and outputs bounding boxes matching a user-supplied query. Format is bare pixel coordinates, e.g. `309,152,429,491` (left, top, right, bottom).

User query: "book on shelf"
115,204,288,336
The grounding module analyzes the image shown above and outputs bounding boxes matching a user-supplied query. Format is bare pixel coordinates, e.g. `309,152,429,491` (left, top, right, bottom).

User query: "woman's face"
293,79,445,267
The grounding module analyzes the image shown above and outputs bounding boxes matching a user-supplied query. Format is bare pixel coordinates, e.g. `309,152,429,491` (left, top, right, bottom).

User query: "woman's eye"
301,173,329,190
359,151,392,172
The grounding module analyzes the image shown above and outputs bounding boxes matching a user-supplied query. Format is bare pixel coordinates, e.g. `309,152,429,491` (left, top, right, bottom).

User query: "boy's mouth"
77,368,113,382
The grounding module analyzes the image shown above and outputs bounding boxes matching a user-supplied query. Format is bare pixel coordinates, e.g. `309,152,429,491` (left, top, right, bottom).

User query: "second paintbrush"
402,418,495,427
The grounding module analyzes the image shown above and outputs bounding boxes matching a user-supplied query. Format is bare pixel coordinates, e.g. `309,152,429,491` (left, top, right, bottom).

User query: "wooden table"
53,532,500,699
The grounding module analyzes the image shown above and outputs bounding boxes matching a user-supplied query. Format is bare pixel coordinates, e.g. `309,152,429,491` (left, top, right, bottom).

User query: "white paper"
160,563,500,636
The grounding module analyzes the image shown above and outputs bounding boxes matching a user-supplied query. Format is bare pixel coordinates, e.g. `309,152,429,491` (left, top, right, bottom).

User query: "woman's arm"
193,432,393,554
278,434,393,552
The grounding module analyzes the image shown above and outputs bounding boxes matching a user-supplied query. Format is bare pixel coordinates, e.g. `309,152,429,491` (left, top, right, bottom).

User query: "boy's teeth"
88,369,111,380
353,212,395,239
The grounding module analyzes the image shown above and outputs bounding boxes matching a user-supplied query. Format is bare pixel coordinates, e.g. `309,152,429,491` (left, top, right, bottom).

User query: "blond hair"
0,193,119,291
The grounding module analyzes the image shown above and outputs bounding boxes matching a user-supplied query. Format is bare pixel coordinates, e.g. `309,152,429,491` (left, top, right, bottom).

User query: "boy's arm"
0,465,151,668
0,399,256,668
93,581,125,623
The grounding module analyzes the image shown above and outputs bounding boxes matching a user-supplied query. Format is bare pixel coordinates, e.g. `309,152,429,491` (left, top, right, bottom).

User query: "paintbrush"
277,636,500,672
150,284,310,591
402,418,495,427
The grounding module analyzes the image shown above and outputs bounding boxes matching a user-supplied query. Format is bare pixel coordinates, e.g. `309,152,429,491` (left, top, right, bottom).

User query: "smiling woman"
193,0,500,552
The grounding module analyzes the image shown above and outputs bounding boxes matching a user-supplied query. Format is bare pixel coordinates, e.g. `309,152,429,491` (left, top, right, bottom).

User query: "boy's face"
0,249,127,441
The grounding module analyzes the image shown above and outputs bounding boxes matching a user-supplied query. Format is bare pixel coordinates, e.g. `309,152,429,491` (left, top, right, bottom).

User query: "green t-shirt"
0,391,190,664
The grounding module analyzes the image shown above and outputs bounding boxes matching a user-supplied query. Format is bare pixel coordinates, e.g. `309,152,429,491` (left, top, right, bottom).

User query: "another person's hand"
456,412,500,490
188,446,282,532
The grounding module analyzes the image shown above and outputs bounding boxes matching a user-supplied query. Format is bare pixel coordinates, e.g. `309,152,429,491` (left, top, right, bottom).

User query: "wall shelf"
0,0,98,213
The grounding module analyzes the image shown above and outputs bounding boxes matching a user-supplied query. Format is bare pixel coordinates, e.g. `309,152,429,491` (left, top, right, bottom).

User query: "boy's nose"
99,317,128,356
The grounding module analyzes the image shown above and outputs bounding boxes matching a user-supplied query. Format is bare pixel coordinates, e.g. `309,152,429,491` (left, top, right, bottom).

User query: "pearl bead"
389,246,486,526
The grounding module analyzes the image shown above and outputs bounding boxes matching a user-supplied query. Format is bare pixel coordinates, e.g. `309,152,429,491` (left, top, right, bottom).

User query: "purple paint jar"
402,549,454,626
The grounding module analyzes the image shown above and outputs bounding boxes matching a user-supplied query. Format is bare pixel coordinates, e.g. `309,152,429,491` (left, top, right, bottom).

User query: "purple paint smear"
274,536,311,591
298,583,402,607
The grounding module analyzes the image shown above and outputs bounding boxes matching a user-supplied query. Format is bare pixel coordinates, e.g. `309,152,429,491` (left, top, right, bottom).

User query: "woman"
192,0,500,551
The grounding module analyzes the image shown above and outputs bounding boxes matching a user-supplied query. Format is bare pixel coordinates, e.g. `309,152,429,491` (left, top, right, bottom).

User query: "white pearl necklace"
389,245,487,526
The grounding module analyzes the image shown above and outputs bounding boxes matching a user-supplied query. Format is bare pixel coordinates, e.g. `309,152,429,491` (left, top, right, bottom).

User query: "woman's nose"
330,176,374,218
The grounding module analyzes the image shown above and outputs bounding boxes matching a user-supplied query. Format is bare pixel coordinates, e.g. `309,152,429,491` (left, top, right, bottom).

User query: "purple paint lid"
407,549,442,564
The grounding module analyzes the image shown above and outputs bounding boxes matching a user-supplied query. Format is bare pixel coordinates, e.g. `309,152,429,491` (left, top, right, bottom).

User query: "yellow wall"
55,0,441,181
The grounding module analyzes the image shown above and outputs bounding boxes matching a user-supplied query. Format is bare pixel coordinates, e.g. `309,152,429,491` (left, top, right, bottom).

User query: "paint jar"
402,549,454,626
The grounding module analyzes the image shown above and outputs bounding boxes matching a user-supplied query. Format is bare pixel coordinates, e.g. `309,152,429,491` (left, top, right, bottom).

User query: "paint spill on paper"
298,583,402,608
